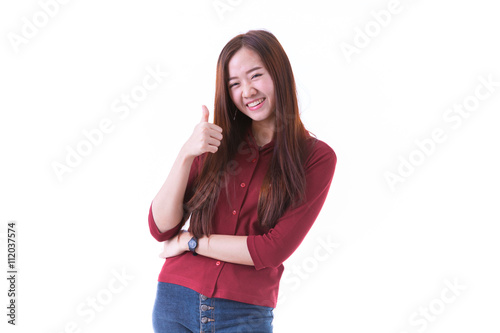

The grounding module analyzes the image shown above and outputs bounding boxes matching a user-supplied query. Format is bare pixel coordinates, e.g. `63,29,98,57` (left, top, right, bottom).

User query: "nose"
242,82,257,98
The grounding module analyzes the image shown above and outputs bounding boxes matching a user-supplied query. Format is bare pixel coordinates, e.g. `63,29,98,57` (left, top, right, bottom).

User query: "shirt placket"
226,137,260,234
229,158,258,233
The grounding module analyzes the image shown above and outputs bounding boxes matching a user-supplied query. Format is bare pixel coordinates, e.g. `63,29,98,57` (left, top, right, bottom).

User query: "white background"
1,0,499,332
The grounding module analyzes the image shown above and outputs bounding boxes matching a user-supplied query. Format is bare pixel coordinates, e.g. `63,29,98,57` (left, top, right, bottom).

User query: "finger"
208,129,223,141
200,105,209,123
206,145,219,154
207,137,221,147
207,123,223,133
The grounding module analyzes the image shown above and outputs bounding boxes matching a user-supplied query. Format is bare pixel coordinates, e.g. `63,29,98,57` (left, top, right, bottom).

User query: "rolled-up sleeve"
247,142,337,270
148,154,202,242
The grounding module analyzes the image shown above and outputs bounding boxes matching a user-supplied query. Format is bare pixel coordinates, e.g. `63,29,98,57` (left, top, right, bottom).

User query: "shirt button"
232,210,237,215
240,182,246,188
216,261,221,266
252,158,257,163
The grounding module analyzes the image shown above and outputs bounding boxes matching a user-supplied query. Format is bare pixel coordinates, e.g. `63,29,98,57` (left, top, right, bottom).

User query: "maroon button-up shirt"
148,127,337,308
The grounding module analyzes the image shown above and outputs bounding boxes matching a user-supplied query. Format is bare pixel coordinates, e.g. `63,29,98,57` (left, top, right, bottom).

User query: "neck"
251,120,275,147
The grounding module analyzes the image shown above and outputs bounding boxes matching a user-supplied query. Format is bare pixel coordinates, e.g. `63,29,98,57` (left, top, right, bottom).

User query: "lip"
246,98,266,111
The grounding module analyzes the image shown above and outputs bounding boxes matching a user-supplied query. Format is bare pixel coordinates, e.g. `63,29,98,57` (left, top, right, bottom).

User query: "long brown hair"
185,30,315,238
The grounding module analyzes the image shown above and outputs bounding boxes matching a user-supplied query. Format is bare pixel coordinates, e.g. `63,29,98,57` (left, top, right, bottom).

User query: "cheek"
263,80,274,97
229,90,239,105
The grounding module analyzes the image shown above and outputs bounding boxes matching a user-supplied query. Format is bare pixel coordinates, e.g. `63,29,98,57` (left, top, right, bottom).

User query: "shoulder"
304,136,337,170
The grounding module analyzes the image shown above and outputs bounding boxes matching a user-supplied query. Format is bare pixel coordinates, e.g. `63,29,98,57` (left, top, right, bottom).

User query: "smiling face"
227,47,276,129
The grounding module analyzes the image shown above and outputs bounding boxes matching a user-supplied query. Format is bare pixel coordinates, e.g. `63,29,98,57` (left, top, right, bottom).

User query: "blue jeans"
152,282,274,332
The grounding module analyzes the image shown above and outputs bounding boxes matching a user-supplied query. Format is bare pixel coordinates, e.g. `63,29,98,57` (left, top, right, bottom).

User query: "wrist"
178,145,196,163
181,231,191,251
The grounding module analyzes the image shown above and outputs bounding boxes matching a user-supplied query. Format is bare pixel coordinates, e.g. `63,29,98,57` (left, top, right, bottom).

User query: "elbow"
262,258,285,270
254,253,288,271
148,203,183,242
264,249,291,269
247,236,290,270
149,219,182,242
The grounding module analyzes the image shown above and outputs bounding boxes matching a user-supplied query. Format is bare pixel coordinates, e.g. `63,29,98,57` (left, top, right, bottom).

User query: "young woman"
148,29,337,332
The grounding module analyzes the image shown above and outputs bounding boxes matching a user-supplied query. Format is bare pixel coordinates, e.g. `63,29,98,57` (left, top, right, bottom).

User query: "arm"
151,151,195,234
159,232,254,266
159,141,337,268
247,144,337,270
149,105,223,240
198,234,253,265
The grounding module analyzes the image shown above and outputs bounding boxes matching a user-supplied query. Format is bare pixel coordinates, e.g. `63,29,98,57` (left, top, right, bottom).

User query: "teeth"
248,98,264,107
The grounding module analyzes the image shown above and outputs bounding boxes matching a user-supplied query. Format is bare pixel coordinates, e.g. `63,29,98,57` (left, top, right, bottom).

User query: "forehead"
228,47,264,77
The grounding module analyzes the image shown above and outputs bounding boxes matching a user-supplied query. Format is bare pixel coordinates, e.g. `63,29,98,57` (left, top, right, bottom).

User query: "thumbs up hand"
200,104,210,123
181,105,223,158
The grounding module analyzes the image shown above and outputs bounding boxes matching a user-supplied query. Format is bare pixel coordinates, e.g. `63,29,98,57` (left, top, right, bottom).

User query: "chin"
242,112,267,122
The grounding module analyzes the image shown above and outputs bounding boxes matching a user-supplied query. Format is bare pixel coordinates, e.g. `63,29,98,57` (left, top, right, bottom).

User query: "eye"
229,82,239,88
252,74,262,79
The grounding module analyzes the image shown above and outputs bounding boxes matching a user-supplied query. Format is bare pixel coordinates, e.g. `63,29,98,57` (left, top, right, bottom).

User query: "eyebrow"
228,66,262,81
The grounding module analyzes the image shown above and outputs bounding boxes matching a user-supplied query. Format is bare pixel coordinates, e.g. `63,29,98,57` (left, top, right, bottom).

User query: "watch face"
188,239,196,249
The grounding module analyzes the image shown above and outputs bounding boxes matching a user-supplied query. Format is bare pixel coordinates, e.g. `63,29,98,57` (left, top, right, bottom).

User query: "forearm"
179,232,254,266
152,148,195,233
199,234,254,266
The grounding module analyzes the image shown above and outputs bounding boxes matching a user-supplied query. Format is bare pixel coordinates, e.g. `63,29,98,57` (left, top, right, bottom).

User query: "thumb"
200,105,209,123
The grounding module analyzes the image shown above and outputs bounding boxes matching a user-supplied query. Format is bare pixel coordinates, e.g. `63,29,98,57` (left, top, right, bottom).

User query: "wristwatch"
188,237,198,256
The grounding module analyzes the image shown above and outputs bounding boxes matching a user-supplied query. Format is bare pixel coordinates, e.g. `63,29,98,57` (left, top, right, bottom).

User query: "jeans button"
201,304,209,311
201,295,208,301
201,317,208,324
